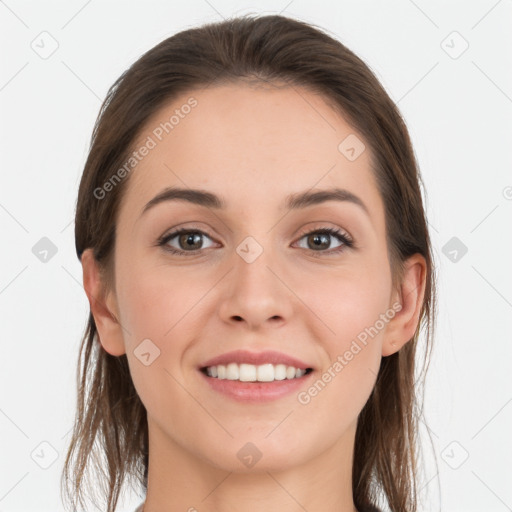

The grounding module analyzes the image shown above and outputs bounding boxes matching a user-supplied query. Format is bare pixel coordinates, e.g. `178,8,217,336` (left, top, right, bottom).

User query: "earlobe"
81,248,126,356
382,254,427,357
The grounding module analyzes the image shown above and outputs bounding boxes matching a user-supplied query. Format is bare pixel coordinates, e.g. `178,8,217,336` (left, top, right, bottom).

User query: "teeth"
205,363,308,382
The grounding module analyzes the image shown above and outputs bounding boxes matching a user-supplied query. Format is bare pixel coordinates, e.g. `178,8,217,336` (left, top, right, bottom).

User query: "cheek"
294,272,388,429
296,258,392,350
116,258,206,340
291,262,390,407
115,261,217,389
116,263,205,416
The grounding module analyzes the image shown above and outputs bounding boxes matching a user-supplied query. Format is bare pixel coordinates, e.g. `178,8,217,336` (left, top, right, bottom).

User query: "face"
94,82,407,472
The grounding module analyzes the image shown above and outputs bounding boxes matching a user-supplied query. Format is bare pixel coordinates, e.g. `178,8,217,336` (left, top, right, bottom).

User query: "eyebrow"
140,186,370,218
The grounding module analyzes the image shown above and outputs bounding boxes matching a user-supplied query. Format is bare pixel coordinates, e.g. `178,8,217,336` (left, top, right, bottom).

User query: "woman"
61,14,436,512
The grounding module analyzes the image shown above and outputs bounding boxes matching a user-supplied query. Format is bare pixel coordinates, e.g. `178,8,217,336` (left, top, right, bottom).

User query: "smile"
201,362,313,382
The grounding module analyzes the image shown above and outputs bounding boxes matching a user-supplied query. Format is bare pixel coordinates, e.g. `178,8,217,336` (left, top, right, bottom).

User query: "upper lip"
199,349,314,370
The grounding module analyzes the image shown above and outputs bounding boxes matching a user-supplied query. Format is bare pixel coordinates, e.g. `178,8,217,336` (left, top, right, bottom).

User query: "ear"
81,248,126,356
382,253,427,357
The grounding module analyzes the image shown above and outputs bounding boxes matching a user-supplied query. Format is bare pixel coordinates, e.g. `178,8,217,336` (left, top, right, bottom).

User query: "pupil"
310,233,329,250
182,232,201,249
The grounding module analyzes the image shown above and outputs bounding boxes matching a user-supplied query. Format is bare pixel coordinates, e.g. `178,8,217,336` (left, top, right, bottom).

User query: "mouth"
197,349,316,402
197,363,315,403
199,363,314,383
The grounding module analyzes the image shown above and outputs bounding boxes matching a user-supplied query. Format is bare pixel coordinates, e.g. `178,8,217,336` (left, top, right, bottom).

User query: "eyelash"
156,226,354,257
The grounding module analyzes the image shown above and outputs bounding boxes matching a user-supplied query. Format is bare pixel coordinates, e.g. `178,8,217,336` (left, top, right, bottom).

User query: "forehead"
120,82,384,228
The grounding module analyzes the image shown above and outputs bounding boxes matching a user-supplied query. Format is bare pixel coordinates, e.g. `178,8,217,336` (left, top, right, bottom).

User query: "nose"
217,247,294,330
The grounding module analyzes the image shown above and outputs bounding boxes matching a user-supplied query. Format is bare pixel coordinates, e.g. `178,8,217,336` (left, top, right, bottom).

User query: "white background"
1,1,511,511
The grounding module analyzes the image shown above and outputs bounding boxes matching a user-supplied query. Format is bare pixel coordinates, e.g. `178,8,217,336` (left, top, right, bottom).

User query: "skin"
82,82,426,512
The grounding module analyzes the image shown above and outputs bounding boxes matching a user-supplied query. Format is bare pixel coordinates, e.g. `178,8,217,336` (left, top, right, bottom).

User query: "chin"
198,435,313,474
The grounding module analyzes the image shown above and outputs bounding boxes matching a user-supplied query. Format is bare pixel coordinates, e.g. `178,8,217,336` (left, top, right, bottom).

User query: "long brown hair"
62,14,437,512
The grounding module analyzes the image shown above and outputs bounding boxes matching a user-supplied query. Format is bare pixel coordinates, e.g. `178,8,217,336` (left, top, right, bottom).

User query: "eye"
294,227,353,254
157,228,217,255
157,226,354,256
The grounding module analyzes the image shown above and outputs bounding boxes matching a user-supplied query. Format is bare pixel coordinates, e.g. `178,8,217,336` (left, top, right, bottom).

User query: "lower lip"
198,369,315,403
